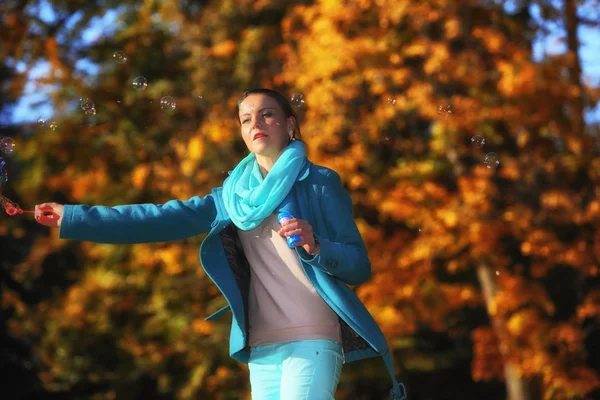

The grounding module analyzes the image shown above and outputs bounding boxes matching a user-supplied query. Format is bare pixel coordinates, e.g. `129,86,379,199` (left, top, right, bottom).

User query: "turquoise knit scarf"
223,140,307,231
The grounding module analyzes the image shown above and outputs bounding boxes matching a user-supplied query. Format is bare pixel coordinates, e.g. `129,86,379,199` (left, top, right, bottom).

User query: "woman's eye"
242,119,249,124
262,112,273,118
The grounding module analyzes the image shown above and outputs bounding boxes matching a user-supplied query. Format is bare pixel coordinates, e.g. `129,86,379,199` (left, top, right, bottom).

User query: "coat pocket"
204,304,231,321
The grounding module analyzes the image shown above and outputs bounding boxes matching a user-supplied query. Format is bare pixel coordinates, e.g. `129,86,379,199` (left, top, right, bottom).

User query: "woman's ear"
287,118,295,136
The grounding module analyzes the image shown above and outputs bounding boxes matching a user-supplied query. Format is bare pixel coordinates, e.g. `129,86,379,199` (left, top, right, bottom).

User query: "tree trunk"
476,264,531,400
563,0,587,139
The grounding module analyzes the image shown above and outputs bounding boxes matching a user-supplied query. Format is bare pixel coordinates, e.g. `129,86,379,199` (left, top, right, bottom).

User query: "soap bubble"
49,120,58,131
437,104,452,115
132,76,148,91
80,97,94,112
290,93,305,107
113,50,128,64
80,98,96,114
0,137,15,155
0,168,7,183
387,97,396,105
471,135,485,148
484,152,499,168
160,96,176,112
38,118,48,128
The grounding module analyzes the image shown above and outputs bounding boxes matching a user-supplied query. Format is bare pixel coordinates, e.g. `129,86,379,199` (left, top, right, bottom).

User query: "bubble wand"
0,195,53,217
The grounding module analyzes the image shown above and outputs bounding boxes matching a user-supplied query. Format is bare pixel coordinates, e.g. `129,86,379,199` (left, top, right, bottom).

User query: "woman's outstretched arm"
35,191,219,244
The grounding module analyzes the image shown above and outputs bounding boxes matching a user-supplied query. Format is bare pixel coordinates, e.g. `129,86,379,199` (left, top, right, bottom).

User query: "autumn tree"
1,0,599,399
279,0,600,398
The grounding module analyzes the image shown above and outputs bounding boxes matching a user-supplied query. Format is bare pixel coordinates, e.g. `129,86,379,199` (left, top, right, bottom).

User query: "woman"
35,89,407,400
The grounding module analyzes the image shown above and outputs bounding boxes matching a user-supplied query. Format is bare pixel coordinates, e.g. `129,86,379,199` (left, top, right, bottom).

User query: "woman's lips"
253,134,267,140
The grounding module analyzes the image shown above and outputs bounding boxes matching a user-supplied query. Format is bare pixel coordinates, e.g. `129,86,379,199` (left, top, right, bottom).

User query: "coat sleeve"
297,170,372,286
58,190,218,244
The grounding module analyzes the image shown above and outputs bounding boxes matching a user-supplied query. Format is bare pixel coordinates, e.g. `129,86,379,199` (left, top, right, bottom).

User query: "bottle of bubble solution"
277,211,302,249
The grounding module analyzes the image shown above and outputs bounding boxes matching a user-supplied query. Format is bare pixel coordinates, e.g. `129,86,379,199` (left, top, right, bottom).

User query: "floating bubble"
0,137,15,155
437,104,452,116
113,50,128,64
290,93,305,107
49,120,58,131
0,168,7,183
80,97,94,112
484,152,500,168
0,157,4,169
387,97,397,105
160,96,176,112
471,135,485,148
132,76,148,91
38,118,48,128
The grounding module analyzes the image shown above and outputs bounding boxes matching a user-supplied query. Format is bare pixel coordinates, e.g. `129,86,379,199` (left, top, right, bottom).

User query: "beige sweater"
237,213,341,347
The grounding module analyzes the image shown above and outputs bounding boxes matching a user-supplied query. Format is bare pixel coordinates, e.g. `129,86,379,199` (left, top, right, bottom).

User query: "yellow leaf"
187,136,205,161
131,164,150,189
211,39,236,58
192,319,214,335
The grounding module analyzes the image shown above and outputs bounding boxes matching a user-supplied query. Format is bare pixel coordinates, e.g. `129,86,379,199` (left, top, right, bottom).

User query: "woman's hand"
278,217,320,255
34,202,64,227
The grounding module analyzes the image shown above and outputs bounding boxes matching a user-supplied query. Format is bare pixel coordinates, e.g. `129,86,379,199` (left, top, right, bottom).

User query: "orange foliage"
2,0,599,399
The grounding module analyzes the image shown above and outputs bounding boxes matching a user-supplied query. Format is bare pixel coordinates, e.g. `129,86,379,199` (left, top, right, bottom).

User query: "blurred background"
1,0,599,399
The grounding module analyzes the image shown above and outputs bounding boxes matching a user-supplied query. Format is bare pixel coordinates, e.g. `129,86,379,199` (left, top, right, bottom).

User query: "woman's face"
238,93,293,158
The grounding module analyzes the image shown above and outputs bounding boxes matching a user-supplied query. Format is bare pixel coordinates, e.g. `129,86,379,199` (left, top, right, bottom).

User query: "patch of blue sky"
6,1,600,126
8,5,122,125
527,1,600,124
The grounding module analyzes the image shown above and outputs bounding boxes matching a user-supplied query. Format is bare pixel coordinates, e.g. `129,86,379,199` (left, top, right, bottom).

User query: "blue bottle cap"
277,211,293,223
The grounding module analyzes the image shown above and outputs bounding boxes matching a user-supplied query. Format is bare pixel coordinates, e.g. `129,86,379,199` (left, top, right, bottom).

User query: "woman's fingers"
34,203,64,227
278,218,315,250
280,218,310,230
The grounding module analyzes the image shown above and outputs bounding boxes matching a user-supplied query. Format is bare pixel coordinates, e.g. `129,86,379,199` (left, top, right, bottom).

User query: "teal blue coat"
59,161,407,399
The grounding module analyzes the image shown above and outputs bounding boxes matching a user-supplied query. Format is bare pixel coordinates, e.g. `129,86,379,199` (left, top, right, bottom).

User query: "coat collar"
297,159,311,181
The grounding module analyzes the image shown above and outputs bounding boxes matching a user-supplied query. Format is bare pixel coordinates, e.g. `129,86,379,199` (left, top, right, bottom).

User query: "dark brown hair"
237,88,303,142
